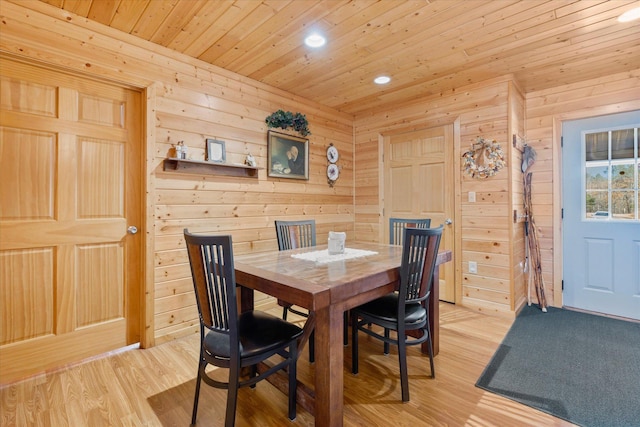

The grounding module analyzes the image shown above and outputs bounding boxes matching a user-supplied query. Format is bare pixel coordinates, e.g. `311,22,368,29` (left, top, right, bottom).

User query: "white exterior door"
562,111,640,320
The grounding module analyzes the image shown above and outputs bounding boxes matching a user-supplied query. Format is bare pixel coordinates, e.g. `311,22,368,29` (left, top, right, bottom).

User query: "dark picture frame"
206,138,226,163
267,130,309,180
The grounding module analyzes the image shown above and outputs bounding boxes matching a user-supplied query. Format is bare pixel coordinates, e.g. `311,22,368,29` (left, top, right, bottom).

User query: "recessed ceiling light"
374,76,391,85
304,33,326,48
618,6,640,22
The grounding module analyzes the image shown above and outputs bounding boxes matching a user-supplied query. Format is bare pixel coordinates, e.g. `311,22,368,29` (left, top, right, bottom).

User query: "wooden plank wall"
0,0,354,345
152,84,354,342
525,69,640,307
354,77,526,317
2,1,638,348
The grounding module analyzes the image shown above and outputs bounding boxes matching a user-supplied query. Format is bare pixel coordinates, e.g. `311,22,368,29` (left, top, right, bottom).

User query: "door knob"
445,218,452,225
127,226,138,234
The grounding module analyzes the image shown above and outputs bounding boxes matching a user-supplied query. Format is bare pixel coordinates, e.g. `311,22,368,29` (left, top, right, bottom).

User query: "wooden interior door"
0,57,142,383
383,125,455,302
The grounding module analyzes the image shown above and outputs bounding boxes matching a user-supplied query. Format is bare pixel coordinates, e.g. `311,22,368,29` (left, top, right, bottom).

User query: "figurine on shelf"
245,153,257,167
174,141,187,159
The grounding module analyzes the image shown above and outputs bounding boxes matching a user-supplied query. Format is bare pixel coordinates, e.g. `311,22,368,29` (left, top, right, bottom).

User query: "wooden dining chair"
389,217,431,245
275,219,317,320
274,220,349,362
351,225,443,402
184,229,303,427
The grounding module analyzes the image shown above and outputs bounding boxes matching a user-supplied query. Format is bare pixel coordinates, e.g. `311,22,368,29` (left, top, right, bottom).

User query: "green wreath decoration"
462,137,506,178
265,110,311,136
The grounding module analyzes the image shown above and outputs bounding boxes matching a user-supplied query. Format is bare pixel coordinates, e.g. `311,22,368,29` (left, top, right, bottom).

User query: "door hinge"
561,208,564,219
561,136,563,147
562,279,564,290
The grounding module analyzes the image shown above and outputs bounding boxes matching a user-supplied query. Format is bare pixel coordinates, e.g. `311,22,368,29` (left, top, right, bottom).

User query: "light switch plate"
469,261,478,274
469,191,476,202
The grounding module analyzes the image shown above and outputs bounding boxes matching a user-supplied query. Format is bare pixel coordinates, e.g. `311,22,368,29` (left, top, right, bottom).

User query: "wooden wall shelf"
163,158,261,178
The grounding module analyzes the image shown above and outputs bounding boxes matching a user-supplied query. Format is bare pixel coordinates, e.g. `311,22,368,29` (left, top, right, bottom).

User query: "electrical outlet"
469,261,478,274
469,191,476,203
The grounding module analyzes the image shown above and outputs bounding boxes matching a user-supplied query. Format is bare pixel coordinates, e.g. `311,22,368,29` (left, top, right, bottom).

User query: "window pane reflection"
585,132,608,161
585,165,608,190
612,191,635,219
612,164,634,189
611,129,634,160
586,190,608,214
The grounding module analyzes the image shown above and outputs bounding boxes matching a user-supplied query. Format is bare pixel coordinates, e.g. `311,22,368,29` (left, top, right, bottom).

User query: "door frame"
377,118,462,304
141,85,155,348
552,102,640,308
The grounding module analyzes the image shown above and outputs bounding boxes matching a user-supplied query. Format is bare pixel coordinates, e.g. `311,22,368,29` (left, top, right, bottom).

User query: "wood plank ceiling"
37,0,640,115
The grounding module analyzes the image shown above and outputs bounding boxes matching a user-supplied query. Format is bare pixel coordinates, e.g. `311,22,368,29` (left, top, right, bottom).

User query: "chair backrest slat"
204,244,229,330
184,230,238,340
389,218,431,245
275,220,316,250
399,226,443,306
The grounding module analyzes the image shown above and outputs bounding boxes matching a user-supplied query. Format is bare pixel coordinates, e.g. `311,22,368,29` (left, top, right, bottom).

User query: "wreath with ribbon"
462,137,506,178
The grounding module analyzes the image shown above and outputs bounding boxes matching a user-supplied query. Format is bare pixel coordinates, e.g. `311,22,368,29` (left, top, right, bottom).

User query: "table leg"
313,304,344,427
239,286,253,313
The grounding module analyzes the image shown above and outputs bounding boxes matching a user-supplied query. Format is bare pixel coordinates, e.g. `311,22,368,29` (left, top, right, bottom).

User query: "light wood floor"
0,303,574,426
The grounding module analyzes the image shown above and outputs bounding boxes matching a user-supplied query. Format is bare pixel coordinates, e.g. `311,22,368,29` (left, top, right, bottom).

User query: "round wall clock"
327,144,339,163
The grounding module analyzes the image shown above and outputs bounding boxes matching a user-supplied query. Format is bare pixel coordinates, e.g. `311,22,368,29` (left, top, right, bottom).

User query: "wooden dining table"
234,241,452,427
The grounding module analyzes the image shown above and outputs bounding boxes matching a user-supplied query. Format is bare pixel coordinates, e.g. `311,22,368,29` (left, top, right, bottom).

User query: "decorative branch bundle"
523,172,548,312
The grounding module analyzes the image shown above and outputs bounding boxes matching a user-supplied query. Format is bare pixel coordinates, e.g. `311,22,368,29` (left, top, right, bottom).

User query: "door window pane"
583,127,638,221
585,165,608,190
611,163,634,189
585,132,608,161
586,190,608,215
612,191,635,219
611,129,634,159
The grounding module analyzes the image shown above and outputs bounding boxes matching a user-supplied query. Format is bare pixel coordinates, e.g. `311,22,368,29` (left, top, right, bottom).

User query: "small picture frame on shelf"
206,139,226,163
